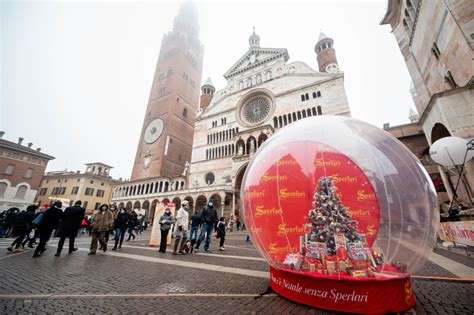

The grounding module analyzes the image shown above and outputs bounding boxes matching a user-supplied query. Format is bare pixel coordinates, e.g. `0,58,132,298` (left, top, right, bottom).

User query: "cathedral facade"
111,5,351,219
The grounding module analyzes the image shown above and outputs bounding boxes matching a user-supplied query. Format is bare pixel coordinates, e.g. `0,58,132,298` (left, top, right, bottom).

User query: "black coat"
201,206,217,225
39,206,63,233
13,211,28,234
190,213,203,227
5,211,16,227
114,212,129,229
60,205,85,236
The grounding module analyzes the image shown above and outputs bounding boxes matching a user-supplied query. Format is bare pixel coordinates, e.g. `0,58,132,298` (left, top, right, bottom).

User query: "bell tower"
131,3,204,180
315,32,339,73
200,77,215,111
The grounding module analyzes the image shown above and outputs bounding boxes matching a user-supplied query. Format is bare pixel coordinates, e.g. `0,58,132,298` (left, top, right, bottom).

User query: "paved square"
0,231,472,314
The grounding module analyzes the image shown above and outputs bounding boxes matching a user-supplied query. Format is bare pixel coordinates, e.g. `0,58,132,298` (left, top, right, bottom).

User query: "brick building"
0,132,55,210
37,163,122,214
381,0,473,206
130,2,203,180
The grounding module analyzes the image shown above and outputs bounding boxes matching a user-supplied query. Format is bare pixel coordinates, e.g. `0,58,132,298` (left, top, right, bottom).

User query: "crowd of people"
0,198,246,257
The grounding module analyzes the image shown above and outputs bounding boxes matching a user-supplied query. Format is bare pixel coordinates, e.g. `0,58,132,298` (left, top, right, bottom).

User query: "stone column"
232,193,235,215
220,192,226,218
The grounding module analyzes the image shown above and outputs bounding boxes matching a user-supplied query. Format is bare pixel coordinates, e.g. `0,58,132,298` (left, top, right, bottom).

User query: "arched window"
297,111,302,120
406,0,416,20
301,95,305,102
302,110,307,118
307,108,312,116
273,117,278,128
183,108,188,118
159,182,163,192
317,91,321,97
317,106,322,115
283,115,288,126
305,93,309,101
278,116,283,128
288,113,292,123
312,92,317,98
155,182,159,193
292,112,297,121
180,181,184,190
403,19,410,33
164,182,169,192
15,185,27,199
312,107,317,116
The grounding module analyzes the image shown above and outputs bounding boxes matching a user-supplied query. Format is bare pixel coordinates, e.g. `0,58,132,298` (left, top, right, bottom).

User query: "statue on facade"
238,144,244,156
195,107,203,119
250,138,256,153
181,161,190,176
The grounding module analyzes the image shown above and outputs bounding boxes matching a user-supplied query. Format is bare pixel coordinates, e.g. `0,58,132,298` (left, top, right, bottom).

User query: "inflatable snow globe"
241,115,438,313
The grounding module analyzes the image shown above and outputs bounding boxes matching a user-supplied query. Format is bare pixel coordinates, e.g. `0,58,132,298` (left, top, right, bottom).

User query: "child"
216,217,226,251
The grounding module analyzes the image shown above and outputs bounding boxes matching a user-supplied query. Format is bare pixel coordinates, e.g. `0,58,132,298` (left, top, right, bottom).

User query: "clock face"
326,63,339,73
242,96,271,125
144,118,164,144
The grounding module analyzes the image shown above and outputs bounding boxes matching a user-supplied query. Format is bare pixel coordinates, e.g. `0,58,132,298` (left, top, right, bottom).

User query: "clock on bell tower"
130,3,204,180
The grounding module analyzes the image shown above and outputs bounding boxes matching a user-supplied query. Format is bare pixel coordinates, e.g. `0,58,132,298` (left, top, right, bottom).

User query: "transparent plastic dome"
242,116,438,279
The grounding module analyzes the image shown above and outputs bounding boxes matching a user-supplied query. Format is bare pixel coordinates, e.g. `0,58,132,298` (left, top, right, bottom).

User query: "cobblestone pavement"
0,231,472,314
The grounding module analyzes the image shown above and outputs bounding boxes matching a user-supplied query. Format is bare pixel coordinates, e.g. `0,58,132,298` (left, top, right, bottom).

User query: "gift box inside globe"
241,116,439,313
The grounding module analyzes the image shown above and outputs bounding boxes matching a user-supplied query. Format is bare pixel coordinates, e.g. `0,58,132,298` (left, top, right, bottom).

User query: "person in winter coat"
112,207,129,250
4,208,18,238
33,201,63,257
173,201,190,255
195,201,218,253
88,204,114,255
127,211,138,241
158,208,174,253
216,216,226,251
55,200,85,256
189,209,202,242
20,205,38,248
8,206,35,252
103,203,118,247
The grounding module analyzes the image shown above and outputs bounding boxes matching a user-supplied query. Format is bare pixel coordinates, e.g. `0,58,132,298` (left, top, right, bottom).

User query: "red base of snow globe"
270,267,415,313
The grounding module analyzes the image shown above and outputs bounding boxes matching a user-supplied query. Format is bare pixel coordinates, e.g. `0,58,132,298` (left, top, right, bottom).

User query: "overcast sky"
1,0,416,179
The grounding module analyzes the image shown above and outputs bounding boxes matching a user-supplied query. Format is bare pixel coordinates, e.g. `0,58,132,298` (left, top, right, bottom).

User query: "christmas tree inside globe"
242,115,439,280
